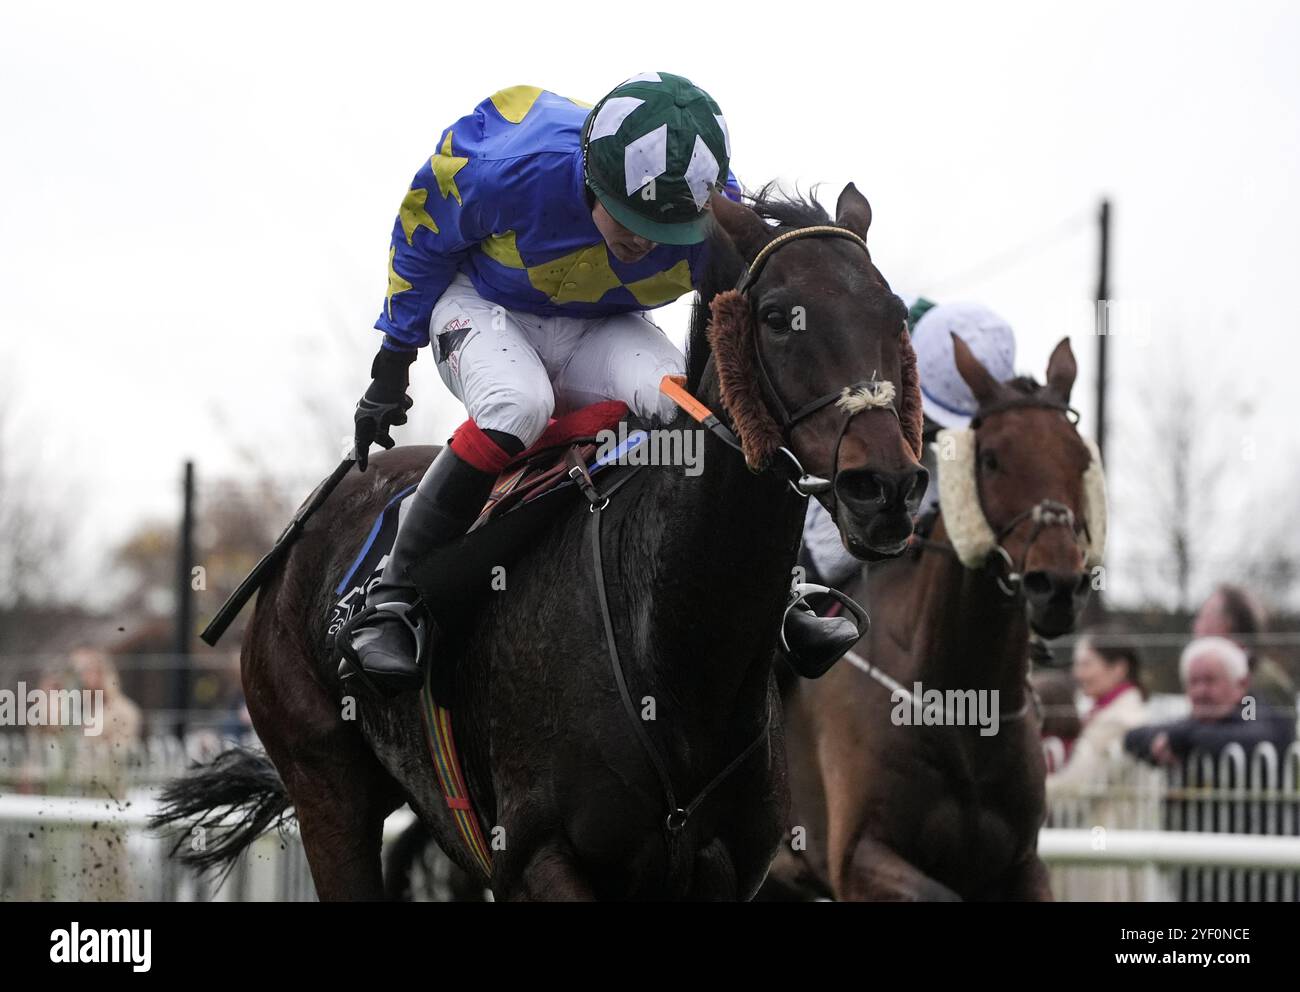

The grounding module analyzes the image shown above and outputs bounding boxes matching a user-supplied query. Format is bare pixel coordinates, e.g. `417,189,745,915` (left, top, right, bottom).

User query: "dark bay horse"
158,185,926,900
773,335,1105,900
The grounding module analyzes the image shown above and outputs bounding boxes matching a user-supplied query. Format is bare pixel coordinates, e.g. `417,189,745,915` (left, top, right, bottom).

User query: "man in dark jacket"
1125,636,1295,765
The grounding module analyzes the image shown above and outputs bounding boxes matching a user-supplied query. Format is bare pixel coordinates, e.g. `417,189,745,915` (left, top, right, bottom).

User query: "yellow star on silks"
399,187,439,245
386,246,413,320
431,131,468,205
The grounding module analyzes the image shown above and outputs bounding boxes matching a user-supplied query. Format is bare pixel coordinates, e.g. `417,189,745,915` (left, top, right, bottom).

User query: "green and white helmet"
582,71,731,246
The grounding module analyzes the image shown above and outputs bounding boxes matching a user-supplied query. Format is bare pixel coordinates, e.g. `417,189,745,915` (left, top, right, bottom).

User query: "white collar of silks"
932,428,1107,571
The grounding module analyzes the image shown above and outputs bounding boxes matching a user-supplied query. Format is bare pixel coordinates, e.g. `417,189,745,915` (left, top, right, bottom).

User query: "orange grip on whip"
659,374,716,425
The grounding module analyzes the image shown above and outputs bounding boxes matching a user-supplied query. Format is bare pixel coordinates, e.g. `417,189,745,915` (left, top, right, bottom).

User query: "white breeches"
430,273,686,446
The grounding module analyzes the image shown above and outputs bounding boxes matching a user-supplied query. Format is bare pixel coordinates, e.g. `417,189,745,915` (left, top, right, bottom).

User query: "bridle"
925,397,1093,599
728,224,904,499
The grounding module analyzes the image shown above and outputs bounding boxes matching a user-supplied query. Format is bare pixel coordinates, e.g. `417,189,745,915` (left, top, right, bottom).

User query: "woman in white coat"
1047,632,1147,800
1047,629,1150,900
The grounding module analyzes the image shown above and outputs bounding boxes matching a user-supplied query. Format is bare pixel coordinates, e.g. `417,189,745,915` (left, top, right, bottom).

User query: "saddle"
327,401,647,650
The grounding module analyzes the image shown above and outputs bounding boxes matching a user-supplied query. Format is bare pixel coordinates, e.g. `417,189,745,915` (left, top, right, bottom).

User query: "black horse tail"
149,746,295,882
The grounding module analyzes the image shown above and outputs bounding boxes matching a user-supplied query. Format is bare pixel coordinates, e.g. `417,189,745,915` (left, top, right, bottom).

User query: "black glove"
354,345,417,471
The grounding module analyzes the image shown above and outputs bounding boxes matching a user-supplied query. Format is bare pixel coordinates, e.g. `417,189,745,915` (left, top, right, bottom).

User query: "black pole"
174,460,195,740
1095,199,1111,462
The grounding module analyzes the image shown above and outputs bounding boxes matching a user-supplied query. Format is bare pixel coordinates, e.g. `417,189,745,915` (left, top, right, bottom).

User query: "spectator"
1046,629,1146,801
1124,637,1295,766
1045,629,1149,901
70,647,142,759
1192,584,1296,729
68,647,141,901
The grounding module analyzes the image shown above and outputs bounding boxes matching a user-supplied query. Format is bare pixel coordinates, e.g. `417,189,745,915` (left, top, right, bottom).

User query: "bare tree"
0,392,70,609
1110,342,1294,612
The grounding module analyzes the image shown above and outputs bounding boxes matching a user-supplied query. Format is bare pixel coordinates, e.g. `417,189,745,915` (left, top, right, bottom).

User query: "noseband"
735,225,903,499
986,497,1090,598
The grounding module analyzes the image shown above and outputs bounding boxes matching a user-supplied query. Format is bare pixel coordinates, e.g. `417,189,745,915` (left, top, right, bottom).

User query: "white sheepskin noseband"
933,428,1107,570
836,380,896,414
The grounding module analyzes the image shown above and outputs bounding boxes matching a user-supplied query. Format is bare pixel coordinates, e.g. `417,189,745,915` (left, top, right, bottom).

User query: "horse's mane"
987,375,1069,411
1006,375,1043,396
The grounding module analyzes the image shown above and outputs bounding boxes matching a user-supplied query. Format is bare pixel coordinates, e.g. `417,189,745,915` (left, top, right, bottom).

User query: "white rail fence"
3,734,1300,900
0,733,428,901
1041,738,1300,901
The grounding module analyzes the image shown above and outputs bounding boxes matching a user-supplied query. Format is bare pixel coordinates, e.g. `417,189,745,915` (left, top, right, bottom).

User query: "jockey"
340,73,738,696
790,299,1017,674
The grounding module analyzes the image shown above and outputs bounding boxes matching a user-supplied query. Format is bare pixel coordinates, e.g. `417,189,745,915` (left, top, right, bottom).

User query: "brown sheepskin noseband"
706,290,925,471
706,290,783,470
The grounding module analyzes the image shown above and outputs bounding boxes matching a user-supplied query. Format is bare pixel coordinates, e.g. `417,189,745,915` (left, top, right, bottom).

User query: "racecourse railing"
1041,738,1300,901
0,731,459,902
3,731,1300,900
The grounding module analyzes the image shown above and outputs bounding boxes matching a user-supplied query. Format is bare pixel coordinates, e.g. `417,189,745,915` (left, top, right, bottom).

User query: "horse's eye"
979,448,999,473
762,307,789,331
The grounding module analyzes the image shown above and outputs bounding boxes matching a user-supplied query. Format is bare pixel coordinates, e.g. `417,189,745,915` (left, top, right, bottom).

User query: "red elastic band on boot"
448,419,516,474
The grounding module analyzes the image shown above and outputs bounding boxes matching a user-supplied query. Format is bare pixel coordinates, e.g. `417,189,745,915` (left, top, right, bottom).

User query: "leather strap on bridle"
662,223,901,499
743,226,904,510
919,398,1091,599
735,224,868,295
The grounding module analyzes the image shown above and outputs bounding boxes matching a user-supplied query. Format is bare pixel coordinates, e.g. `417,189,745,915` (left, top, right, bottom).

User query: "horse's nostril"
1022,571,1053,599
904,467,929,509
1023,570,1089,605
837,467,929,511
838,470,886,505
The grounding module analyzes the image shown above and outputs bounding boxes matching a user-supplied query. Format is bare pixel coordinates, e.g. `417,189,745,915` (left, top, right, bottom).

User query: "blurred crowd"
1044,584,1296,793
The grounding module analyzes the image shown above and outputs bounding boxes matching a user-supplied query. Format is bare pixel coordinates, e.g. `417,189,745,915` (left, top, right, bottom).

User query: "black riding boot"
781,603,862,680
339,444,501,697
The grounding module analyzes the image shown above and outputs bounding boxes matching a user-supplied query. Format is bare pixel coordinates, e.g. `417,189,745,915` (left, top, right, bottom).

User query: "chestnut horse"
772,335,1104,900
155,186,926,900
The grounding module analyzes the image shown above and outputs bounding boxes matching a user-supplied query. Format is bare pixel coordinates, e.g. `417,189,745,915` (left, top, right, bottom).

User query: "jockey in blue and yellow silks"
340,73,738,696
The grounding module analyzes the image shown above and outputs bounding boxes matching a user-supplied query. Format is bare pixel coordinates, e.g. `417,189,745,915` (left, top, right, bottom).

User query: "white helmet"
911,301,1016,428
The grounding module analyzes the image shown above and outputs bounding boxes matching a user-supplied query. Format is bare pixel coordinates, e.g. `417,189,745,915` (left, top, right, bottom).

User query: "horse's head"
704,184,927,558
943,334,1106,638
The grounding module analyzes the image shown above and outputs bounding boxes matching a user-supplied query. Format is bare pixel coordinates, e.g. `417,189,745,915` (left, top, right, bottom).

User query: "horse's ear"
1045,337,1077,404
708,192,771,264
835,183,872,241
952,332,1001,407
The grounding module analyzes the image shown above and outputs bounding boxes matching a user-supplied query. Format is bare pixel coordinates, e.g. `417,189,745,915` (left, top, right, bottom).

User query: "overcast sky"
2,0,1298,608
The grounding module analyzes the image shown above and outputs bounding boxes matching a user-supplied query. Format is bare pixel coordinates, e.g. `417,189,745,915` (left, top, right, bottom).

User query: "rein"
842,650,1040,725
